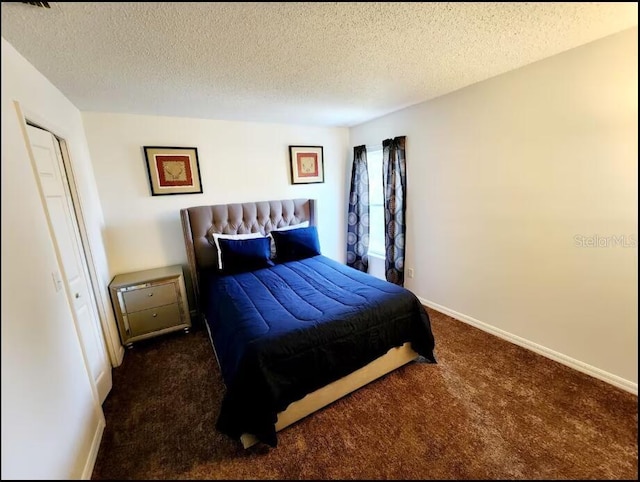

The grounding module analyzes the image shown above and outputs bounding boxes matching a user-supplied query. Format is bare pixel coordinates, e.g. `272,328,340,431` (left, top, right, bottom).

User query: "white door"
26,124,112,403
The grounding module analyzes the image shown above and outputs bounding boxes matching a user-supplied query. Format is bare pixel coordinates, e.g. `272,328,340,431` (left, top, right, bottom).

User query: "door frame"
14,100,123,368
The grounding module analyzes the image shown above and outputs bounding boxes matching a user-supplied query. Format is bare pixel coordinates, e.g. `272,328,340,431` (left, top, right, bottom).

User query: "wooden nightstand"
109,265,191,348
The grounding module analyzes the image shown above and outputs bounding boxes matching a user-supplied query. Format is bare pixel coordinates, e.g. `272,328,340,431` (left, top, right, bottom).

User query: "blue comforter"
200,255,436,446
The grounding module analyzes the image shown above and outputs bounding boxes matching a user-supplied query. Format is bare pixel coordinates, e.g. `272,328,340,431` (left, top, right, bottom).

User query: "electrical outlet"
407,268,414,279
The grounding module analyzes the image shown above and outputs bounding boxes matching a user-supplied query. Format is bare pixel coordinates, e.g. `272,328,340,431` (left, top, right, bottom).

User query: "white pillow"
210,232,265,270
272,221,310,231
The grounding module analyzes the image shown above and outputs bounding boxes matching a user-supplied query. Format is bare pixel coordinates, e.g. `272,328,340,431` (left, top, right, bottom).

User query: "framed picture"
289,145,324,184
143,146,203,196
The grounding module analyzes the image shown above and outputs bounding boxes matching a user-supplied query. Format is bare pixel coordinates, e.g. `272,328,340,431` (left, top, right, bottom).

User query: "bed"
180,198,436,448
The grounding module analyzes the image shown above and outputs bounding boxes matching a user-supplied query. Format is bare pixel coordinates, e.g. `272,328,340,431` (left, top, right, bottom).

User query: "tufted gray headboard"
180,198,316,313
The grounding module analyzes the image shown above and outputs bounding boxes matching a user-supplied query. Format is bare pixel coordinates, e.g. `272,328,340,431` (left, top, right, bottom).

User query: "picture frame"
143,146,203,196
289,145,324,184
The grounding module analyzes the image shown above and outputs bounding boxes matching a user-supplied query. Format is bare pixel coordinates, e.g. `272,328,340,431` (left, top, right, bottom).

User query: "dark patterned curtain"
383,136,406,286
346,145,370,272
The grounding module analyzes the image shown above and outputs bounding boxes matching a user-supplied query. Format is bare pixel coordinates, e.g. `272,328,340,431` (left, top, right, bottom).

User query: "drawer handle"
153,313,158,317
148,293,154,297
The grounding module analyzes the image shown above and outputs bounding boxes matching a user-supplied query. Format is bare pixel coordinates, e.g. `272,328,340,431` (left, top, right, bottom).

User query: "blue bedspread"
199,255,436,446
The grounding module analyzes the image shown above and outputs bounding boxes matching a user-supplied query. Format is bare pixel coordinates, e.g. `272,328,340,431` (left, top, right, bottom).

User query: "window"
368,148,385,256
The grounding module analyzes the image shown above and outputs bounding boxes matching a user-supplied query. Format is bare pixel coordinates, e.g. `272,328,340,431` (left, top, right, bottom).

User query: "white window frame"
367,146,385,258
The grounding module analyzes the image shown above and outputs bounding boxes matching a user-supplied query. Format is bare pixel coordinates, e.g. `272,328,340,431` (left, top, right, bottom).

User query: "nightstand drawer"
128,303,182,336
123,282,177,312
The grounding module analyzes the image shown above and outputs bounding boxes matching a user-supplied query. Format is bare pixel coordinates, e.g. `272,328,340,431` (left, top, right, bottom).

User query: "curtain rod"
352,143,382,151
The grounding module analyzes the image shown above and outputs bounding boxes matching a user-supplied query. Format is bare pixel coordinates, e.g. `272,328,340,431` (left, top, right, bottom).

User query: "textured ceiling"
1,2,638,127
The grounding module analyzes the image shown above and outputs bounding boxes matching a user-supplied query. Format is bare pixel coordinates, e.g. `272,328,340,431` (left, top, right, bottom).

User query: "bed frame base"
240,342,418,449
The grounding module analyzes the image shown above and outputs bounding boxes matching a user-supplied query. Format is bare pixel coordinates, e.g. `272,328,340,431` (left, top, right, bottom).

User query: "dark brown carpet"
92,308,638,480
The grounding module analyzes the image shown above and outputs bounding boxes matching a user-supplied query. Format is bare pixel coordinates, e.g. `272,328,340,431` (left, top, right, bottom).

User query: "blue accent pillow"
271,226,321,262
217,237,275,274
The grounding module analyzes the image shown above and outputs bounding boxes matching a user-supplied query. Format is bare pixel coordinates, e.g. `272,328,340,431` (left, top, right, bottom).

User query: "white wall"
1,37,111,479
82,112,349,307
351,28,638,389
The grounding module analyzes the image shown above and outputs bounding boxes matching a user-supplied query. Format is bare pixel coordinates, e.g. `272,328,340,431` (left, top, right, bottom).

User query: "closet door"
26,124,112,403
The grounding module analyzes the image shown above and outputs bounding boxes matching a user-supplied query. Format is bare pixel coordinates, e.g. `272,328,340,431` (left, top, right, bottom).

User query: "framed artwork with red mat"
143,146,203,196
289,145,324,184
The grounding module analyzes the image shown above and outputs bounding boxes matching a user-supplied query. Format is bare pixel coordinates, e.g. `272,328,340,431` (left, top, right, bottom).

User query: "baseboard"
81,414,105,480
419,297,638,396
